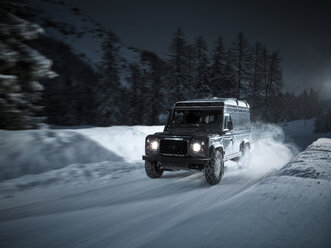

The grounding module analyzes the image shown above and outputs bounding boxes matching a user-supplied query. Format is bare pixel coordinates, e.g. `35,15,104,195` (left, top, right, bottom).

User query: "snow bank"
279,138,331,180
0,130,122,181
72,126,163,162
0,126,163,182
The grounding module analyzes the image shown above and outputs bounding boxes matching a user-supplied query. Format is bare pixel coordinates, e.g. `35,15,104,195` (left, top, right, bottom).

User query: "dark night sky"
72,0,331,98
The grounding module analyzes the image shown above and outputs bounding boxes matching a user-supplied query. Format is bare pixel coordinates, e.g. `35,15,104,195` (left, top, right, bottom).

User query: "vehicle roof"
175,97,250,108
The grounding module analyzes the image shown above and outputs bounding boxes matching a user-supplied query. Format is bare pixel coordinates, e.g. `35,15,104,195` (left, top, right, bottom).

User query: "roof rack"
174,97,250,108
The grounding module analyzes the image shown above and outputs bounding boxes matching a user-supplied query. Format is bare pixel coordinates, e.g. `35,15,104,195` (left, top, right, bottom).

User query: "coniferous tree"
263,51,282,121
221,48,237,98
209,36,227,97
30,37,99,126
0,1,55,129
282,92,297,121
128,64,144,125
314,100,331,133
232,32,251,99
194,35,211,98
96,31,122,126
140,51,165,125
307,88,319,118
249,42,264,113
166,28,193,103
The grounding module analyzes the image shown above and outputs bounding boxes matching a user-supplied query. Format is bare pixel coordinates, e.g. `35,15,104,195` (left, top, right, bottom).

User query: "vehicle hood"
153,129,217,139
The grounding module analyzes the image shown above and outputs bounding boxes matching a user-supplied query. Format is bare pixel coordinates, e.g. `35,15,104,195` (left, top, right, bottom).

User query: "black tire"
204,150,224,185
145,161,164,178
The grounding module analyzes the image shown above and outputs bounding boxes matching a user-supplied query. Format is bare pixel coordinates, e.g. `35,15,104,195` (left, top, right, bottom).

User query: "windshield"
171,109,222,127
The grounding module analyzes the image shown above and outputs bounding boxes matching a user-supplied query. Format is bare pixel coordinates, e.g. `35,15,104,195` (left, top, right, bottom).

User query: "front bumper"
142,155,210,170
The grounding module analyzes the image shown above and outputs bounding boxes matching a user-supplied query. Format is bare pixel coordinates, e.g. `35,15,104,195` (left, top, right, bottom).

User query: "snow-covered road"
0,125,330,248
0,164,260,247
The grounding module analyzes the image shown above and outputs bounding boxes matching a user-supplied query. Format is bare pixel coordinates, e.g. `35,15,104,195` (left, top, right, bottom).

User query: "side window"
223,114,232,131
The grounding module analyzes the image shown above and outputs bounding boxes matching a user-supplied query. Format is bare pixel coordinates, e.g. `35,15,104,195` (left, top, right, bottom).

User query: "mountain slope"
21,0,150,86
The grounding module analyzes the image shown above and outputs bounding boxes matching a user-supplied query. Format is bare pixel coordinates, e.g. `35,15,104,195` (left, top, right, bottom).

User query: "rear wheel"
145,161,164,178
239,143,251,169
242,143,250,156
204,150,224,185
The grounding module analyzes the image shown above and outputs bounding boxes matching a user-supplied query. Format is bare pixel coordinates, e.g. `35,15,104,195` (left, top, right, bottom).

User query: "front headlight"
192,143,201,152
150,140,159,150
191,141,204,153
146,137,159,153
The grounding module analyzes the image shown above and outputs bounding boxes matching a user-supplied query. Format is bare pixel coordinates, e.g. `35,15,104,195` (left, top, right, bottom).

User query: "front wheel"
204,150,224,185
145,161,164,178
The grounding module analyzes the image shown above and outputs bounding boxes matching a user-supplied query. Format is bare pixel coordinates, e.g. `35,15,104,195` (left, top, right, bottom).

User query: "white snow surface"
0,124,330,248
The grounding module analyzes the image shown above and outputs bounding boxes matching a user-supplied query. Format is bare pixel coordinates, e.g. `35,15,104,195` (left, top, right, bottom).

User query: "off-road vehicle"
142,98,251,185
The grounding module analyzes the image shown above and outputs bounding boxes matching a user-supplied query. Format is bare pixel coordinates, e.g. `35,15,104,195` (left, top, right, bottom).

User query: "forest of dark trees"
1,2,331,132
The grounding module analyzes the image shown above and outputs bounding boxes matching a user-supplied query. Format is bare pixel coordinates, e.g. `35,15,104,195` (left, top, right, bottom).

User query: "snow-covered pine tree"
209,36,227,97
0,1,55,129
194,35,211,98
0,74,23,129
166,28,193,103
232,32,251,99
96,31,122,126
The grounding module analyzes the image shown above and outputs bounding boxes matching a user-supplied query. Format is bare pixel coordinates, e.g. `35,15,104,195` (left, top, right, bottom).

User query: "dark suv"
142,98,251,185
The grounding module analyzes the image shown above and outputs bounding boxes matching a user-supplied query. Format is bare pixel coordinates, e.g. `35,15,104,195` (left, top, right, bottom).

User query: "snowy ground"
0,123,330,248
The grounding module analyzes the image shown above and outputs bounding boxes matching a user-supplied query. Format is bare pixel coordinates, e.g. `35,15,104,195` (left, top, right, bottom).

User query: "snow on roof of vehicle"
175,97,250,108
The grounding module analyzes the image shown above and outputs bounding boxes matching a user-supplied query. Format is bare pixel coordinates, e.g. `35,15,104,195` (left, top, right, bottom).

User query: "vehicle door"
222,113,234,156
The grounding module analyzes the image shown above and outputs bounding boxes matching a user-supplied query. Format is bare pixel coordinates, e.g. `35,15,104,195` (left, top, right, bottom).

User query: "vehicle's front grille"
160,139,188,155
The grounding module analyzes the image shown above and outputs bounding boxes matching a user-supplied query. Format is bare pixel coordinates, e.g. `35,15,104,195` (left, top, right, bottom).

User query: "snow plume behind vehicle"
234,123,299,177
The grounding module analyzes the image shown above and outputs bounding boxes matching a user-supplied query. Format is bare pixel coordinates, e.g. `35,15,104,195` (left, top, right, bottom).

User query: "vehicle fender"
209,141,224,158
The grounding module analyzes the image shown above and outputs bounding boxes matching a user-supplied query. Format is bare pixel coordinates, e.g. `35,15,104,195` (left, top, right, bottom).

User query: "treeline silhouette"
1,2,329,132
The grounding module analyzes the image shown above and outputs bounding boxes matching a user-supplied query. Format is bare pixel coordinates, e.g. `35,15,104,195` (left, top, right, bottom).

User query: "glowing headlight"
150,141,159,150
192,143,202,152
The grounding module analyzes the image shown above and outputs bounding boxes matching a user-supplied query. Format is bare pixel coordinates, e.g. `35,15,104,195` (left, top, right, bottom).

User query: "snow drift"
0,129,122,181
72,125,163,163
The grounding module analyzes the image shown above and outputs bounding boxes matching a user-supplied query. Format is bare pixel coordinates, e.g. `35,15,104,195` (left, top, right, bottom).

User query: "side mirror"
159,114,168,125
